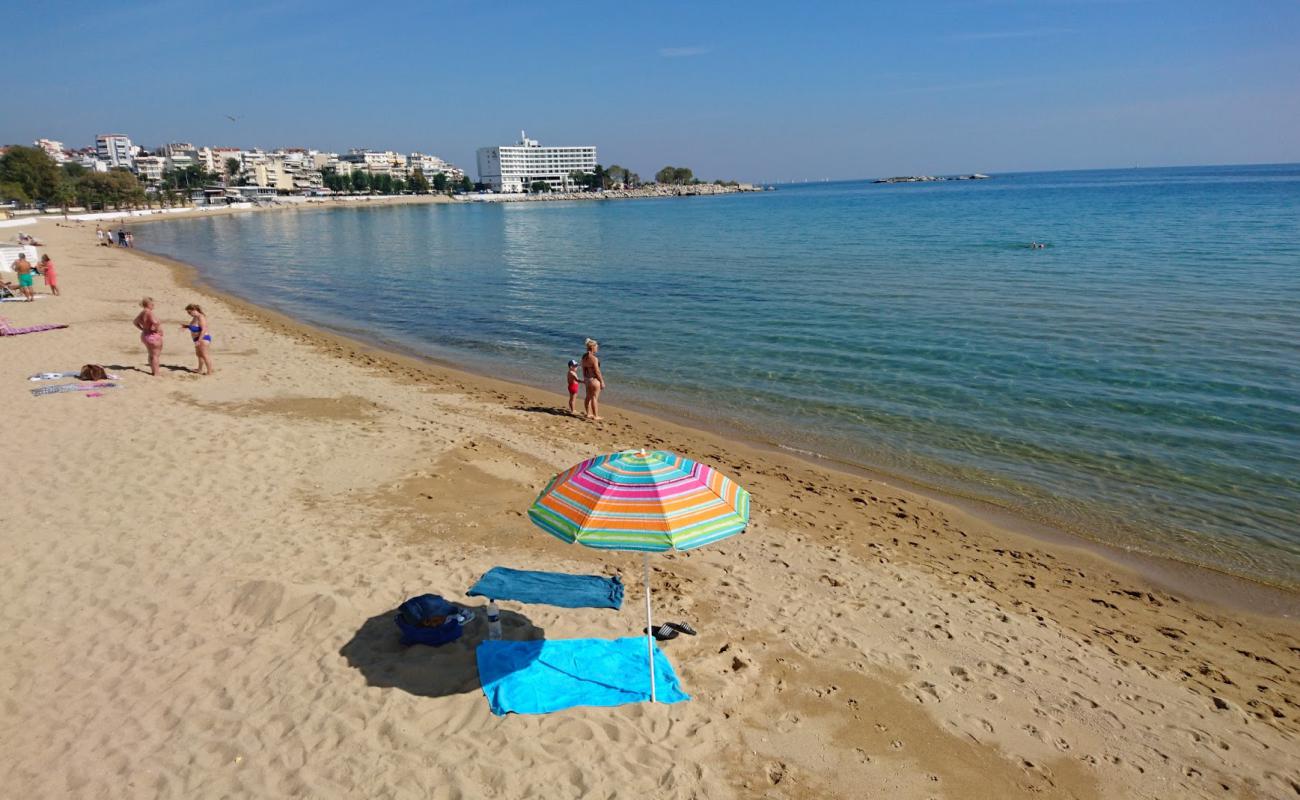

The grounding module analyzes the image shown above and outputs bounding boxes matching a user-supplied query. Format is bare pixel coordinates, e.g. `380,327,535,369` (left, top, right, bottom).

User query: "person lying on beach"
181,304,214,375
582,338,606,421
566,359,580,415
11,254,35,302
133,297,164,377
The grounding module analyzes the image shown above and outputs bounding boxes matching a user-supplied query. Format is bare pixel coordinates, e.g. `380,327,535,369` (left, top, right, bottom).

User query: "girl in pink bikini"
133,297,163,376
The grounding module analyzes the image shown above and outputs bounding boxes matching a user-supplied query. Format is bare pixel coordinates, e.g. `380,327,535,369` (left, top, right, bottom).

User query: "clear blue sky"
3,0,1297,182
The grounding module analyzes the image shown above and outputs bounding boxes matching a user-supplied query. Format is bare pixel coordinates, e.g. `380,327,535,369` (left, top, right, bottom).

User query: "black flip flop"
644,624,678,641
667,621,698,636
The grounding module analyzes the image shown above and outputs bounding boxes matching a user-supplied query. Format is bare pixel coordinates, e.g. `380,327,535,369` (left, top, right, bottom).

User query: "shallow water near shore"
138,165,1300,588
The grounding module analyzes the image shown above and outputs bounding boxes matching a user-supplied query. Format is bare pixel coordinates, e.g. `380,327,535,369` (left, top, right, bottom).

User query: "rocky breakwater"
461,183,766,203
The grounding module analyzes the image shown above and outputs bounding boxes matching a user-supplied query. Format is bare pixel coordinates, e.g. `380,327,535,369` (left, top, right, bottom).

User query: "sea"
139,165,1300,589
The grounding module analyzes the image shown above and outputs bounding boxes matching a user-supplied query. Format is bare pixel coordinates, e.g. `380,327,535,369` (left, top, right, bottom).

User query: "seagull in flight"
225,114,240,123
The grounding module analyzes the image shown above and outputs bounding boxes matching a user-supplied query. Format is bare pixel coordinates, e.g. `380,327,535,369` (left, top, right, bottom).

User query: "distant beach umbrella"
528,449,751,701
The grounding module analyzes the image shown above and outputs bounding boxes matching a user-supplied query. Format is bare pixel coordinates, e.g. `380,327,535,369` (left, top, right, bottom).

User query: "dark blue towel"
477,637,689,715
467,566,624,609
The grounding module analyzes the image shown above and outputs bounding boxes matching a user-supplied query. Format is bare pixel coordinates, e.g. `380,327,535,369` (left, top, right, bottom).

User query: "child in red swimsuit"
566,360,580,414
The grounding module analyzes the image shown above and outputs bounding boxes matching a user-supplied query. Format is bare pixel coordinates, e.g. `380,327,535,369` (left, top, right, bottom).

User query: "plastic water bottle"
486,600,502,640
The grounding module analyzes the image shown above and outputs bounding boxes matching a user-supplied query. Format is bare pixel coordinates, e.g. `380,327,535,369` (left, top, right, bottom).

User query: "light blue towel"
477,637,689,715
467,566,624,610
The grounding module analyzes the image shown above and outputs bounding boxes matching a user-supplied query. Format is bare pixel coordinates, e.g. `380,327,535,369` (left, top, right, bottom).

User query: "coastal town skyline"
5,1,1298,182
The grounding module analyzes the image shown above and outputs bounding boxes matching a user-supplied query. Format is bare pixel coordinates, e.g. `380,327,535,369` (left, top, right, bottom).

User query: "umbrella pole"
644,552,657,703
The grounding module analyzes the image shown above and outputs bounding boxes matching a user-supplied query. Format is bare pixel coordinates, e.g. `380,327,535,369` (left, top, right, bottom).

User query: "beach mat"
0,317,67,336
477,637,688,715
31,382,121,396
30,371,121,381
467,566,624,609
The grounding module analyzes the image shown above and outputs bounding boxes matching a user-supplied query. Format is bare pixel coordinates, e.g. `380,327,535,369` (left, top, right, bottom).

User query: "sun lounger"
467,566,624,609
1,317,67,336
477,637,688,715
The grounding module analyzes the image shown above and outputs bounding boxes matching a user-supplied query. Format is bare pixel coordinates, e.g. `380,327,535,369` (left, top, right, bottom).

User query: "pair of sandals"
645,621,697,641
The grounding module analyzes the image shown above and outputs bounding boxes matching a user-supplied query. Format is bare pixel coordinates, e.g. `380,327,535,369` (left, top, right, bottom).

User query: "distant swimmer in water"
1029,241,1047,249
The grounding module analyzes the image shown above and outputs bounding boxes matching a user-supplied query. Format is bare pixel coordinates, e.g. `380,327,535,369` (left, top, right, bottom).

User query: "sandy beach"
2,218,1297,799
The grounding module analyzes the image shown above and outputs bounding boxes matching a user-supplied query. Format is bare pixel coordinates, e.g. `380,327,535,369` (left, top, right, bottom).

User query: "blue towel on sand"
477,637,689,715
467,567,624,610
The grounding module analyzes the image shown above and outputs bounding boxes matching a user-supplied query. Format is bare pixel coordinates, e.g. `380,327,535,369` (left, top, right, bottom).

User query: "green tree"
432,171,448,192
0,146,64,204
74,170,147,210
529,180,552,193
605,165,629,187
655,166,694,185
320,167,340,192
62,161,87,180
224,157,241,182
458,175,472,193
375,173,394,194
0,181,31,204
408,168,430,194
392,176,406,194
51,181,76,210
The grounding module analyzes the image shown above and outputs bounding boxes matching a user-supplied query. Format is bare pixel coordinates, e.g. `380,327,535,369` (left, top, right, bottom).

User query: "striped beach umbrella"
528,449,751,701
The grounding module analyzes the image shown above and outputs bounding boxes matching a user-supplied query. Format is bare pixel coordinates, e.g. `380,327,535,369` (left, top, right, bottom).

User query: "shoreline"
6,217,1298,799
121,206,1297,614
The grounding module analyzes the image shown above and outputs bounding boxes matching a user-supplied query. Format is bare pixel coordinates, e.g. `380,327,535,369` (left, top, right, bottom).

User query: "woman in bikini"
133,297,164,376
180,303,214,375
582,338,606,420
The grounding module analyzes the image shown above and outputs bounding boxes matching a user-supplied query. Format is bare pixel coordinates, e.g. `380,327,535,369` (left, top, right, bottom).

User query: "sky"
3,0,1298,182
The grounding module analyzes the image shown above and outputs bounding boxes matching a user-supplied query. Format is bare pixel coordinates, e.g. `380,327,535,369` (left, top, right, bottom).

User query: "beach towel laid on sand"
29,370,120,381
0,295,43,303
477,637,688,715
31,382,120,396
467,566,624,609
0,317,67,336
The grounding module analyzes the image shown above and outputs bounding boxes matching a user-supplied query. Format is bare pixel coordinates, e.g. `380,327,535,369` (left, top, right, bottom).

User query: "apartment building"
407,152,464,182
96,133,134,169
34,139,67,163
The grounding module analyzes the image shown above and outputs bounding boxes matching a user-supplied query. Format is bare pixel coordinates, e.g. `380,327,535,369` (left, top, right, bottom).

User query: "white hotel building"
476,132,597,192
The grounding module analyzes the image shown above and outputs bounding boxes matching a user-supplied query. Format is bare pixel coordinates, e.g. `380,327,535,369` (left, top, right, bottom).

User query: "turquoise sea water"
139,165,1300,588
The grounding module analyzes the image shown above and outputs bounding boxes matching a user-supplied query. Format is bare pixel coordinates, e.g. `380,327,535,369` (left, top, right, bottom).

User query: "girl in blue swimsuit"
181,303,215,375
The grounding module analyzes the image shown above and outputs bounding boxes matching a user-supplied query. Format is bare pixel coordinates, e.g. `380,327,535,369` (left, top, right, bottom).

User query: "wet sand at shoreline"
1,219,1297,799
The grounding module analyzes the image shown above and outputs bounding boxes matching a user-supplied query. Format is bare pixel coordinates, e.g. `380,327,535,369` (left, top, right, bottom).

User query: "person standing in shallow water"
582,338,605,420
133,297,164,376
566,359,581,415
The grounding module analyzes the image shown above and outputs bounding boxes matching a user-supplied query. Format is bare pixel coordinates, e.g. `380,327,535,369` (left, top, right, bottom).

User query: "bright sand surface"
2,216,1298,799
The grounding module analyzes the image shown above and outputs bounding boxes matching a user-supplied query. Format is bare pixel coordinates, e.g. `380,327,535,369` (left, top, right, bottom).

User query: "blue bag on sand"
395,594,464,647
